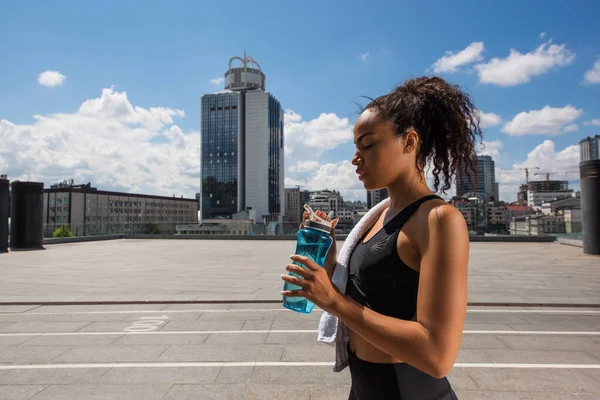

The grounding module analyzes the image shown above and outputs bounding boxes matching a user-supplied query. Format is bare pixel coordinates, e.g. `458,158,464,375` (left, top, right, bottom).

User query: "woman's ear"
404,129,419,153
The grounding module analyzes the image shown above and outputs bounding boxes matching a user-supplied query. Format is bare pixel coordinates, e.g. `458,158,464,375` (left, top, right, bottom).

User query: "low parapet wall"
40,233,556,245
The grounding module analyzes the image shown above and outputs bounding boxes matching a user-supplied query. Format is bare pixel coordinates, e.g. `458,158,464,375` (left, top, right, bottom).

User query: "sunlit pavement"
0,239,599,398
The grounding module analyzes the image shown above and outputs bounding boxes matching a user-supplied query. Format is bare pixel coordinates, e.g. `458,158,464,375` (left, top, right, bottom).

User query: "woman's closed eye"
362,142,375,151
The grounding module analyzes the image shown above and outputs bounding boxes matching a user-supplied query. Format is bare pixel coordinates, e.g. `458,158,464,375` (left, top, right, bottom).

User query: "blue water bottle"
283,204,334,314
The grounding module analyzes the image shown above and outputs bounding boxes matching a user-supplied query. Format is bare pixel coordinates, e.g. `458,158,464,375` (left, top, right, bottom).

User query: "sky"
1,0,599,203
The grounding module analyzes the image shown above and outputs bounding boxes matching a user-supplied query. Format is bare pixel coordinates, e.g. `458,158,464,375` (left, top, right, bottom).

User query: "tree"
143,223,161,234
53,224,73,238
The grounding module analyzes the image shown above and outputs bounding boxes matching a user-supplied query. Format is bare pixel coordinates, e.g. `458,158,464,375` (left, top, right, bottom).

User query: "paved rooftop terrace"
0,239,598,305
0,240,599,399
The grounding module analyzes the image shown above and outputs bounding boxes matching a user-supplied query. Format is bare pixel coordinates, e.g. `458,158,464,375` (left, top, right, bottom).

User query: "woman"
281,76,480,399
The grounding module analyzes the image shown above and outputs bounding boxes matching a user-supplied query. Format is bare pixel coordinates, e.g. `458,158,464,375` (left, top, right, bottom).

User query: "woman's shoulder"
409,199,468,242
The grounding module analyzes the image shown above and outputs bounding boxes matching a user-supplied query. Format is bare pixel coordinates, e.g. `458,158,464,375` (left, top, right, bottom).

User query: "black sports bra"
345,195,442,320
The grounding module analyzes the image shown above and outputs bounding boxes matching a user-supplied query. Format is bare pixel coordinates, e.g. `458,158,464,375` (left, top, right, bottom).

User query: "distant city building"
367,188,389,209
579,135,600,162
486,203,509,233
510,214,566,236
201,53,284,225
43,183,198,237
518,180,572,207
308,189,344,216
456,155,498,201
195,193,201,210
283,187,310,225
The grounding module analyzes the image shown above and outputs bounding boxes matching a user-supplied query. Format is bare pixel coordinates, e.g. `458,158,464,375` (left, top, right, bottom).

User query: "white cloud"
359,52,370,62
583,60,600,84
283,109,355,197
210,77,224,85
563,124,579,133
0,87,199,197
583,119,600,126
496,140,579,202
477,140,504,159
501,105,582,136
288,160,320,173
431,42,485,73
284,109,353,162
539,32,547,39
474,41,575,86
38,70,66,87
480,111,502,128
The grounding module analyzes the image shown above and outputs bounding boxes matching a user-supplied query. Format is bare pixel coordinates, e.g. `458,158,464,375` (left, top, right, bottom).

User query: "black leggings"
347,345,458,400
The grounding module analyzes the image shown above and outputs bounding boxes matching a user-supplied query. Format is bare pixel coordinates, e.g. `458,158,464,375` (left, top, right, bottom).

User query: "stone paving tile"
0,368,110,385
456,390,581,399
280,344,335,362
0,306,40,313
37,313,132,322
0,322,92,333
196,312,268,321
98,366,221,384
160,320,244,332
243,383,310,400
122,311,204,321
241,320,274,331
157,344,285,362
271,319,321,330
52,345,168,363
309,385,352,400
0,345,73,363
250,366,350,385
265,331,318,345
21,334,123,346
163,384,248,400
28,384,172,400
0,335,34,346
112,333,209,346
0,384,46,400
446,367,480,390
458,349,600,364
203,332,267,344
459,335,512,349
75,322,149,332
495,335,598,351
464,369,600,393
215,366,254,384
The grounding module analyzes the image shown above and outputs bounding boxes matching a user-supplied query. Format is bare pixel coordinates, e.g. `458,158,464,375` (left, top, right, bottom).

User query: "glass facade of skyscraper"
268,94,283,216
201,92,241,219
456,155,497,201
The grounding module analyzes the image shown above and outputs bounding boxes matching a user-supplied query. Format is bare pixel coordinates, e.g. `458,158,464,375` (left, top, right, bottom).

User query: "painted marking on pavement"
2,308,600,316
1,330,599,337
0,362,599,370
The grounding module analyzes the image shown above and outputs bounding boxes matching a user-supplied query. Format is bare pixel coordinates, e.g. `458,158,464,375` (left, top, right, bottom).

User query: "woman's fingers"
285,263,313,276
281,274,304,287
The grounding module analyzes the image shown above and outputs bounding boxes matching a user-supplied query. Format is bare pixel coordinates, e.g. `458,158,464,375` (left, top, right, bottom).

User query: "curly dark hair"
365,76,483,194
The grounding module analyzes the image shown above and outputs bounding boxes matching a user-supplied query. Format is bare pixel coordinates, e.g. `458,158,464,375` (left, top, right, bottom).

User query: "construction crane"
519,167,540,183
534,171,578,182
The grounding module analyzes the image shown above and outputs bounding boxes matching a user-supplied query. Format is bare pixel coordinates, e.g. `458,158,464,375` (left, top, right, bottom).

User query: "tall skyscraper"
580,135,600,162
456,155,498,201
201,53,284,224
367,188,389,209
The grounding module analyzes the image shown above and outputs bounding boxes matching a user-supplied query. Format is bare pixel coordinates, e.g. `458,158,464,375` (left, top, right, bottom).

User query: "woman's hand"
300,209,339,277
281,254,344,314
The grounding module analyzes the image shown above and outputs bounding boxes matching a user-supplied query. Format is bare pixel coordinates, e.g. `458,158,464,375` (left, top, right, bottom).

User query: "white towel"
317,197,391,372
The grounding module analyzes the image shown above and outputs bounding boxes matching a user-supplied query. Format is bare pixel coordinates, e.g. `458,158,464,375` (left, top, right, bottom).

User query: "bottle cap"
303,204,333,233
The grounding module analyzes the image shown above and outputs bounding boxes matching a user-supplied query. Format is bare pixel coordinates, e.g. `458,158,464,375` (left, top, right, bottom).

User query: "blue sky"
1,0,599,202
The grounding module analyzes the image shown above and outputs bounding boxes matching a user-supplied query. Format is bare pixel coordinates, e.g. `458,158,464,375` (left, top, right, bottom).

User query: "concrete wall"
245,90,269,223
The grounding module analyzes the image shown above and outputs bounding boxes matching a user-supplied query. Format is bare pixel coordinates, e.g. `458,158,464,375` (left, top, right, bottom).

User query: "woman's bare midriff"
348,329,405,363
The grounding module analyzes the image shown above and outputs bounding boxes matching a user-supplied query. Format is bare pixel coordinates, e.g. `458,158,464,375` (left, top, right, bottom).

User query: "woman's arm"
282,205,469,379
